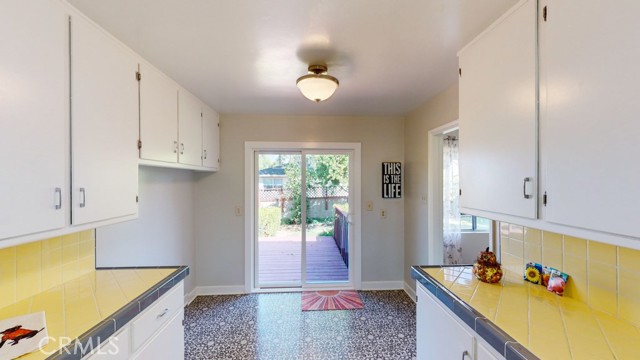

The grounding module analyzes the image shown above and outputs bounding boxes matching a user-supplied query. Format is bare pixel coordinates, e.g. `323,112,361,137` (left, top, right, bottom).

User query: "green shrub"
319,228,334,237
259,207,281,237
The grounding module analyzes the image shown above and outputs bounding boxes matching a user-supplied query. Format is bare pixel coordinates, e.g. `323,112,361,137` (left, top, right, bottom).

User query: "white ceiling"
68,0,516,116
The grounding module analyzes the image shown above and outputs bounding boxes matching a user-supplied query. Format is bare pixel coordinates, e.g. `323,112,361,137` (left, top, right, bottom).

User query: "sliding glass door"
255,150,352,289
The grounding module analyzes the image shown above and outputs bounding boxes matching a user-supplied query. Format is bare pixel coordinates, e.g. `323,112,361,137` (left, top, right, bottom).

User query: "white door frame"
245,141,362,293
427,121,458,265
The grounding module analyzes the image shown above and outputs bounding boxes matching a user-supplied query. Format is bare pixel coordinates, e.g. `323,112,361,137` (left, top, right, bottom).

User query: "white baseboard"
191,283,410,297
184,288,198,305
361,281,404,291
197,285,246,296
404,281,416,302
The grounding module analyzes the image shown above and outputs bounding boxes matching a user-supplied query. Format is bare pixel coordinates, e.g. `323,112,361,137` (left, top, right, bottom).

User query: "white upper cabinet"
139,63,179,164
539,0,640,239
139,66,219,171
177,90,203,167
202,105,220,170
0,0,69,240
458,0,538,220
70,14,139,225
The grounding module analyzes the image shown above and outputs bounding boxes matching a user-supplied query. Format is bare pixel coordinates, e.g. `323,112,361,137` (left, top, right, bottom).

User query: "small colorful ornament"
524,262,543,284
472,247,503,284
524,262,569,296
546,270,569,296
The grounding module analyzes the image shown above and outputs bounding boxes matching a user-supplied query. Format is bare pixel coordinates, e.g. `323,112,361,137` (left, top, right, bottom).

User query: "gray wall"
96,166,197,295
94,84,461,296
193,115,405,288
404,84,459,291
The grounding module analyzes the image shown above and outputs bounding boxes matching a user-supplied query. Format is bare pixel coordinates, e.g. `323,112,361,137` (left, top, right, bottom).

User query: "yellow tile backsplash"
0,230,95,309
589,241,617,266
500,221,640,329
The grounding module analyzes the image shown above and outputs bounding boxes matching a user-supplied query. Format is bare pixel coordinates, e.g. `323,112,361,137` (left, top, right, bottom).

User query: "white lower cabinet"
131,282,184,351
476,342,500,360
131,311,184,360
416,283,504,360
82,282,184,360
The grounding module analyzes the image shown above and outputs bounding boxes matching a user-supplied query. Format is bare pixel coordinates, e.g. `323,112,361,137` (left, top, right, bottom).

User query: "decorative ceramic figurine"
472,247,503,284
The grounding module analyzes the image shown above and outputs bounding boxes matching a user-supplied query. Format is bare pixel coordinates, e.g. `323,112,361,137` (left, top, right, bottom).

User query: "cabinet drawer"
131,282,184,351
132,310,184,360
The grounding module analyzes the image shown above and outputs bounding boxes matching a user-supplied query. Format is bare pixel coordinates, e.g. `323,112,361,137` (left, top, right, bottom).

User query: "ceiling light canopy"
296,64,339,103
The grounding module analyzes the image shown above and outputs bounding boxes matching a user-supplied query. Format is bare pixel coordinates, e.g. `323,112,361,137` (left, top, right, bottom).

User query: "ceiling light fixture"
296,64,339,103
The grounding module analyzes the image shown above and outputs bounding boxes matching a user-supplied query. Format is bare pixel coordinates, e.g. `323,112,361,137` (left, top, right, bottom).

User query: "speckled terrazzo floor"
184,291,416,360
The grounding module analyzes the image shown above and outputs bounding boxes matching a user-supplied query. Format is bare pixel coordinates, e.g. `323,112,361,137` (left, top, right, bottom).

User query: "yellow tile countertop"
0,266,188,360
412,266,640,360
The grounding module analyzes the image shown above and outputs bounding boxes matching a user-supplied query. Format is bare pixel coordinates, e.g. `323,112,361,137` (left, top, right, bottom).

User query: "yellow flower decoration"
526,266,541,283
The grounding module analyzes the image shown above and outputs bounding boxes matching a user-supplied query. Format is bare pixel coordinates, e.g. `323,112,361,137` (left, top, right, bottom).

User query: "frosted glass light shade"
296,74,339,103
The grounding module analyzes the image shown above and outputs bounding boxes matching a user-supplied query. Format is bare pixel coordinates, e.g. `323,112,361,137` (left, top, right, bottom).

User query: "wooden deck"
258,236,349,285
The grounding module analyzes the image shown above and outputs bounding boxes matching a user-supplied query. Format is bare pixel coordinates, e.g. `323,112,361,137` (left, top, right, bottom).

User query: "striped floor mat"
301,290,364,311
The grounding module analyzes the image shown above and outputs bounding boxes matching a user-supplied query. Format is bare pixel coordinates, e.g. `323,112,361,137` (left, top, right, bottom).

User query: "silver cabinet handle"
523,177,532,199
54,188,62,210
462,350,470,360
157,308,169,319
173,141,178,153
203,149,208,159
180,143,185,155
80,188,86,208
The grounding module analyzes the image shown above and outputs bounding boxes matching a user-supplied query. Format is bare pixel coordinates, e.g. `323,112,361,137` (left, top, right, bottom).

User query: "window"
460,214,490,232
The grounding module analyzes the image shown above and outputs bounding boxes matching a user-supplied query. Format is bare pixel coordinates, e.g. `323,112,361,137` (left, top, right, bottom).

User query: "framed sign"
382,162,402,198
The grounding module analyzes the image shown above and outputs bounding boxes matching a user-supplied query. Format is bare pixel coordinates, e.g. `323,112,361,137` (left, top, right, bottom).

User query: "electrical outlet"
380,209,387,218
366,201,373,211
234,206,242,216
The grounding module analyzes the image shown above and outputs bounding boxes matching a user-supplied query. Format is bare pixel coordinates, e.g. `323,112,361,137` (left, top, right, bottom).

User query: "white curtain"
443,137,462,264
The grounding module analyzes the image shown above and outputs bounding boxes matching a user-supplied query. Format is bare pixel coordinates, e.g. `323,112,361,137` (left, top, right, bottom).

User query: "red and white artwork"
0,312,48,360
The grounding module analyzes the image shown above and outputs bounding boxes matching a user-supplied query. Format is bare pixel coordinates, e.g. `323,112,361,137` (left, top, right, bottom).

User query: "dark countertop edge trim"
411,266,540,360
49,266,189,360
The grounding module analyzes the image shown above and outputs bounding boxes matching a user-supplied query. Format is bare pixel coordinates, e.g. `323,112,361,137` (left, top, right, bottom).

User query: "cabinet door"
177,90,202,166
0,0,68,239
540,0,640,238
70,15,139,225
139,63,179,163
132,310,184,360
458,0,538,220
202,105,220,169
416,284,474,360
477,341,500,360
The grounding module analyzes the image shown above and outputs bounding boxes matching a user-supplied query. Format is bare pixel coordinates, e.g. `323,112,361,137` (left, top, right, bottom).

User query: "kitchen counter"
412,265,640,360
0,266,188,360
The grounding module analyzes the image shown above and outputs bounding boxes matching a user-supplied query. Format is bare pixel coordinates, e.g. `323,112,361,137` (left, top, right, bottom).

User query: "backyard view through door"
256,151,351,288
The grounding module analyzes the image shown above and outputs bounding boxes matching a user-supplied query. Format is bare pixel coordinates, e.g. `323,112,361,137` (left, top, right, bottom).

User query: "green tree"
283,155,349,224
307,155,349,187
284,157,303,224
